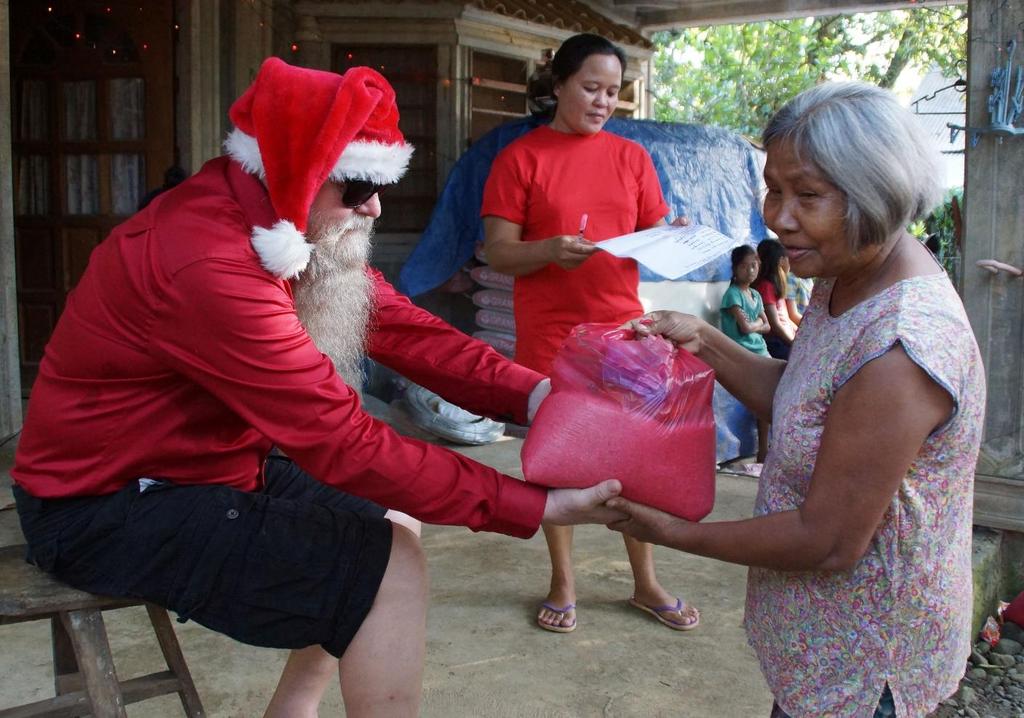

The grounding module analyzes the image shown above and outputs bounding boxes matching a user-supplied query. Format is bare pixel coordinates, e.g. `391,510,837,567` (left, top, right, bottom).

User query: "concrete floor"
0,423,772,717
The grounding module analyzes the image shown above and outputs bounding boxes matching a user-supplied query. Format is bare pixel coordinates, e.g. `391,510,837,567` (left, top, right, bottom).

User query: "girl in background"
720,245,771,468
754,239,796,359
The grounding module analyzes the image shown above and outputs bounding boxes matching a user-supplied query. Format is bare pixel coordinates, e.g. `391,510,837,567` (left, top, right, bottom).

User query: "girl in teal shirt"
720,245,771,466
720,245,770,356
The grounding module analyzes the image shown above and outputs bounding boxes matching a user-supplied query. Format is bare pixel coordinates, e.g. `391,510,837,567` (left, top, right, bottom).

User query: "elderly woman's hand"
545,235,598,270
626,310,708,355
605,496,689,548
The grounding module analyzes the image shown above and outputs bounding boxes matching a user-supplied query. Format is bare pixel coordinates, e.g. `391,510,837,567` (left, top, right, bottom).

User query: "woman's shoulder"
828,273,980,387
891,273,972,338
721,283,742,302
495,126,548,157
601,130,640,147
824,273,956,331
601,131,653,158
490,127,560,178
867,272,961,325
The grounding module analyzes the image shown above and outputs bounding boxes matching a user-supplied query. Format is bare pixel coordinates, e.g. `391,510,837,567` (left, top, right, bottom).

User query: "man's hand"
542,480,624,525
605,496,690,548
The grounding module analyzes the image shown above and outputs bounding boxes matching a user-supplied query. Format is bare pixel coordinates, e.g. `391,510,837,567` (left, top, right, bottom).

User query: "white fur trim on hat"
329,140,414,185
224,129,266,179
251,220,312,280
224,129,412,186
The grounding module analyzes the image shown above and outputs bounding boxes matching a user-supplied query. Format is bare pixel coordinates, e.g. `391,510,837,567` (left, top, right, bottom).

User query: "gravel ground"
930,620,1024,718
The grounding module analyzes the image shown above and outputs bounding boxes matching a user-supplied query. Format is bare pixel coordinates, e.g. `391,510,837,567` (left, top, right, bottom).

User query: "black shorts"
13,455,393,658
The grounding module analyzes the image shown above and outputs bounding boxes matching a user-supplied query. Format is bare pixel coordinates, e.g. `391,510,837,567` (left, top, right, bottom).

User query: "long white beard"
293,212,376,394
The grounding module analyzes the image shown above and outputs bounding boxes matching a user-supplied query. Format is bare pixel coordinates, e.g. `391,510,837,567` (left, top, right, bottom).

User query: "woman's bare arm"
632,311,785,419
785,297,803,327
754,309,771,334
764,302,796,344
482,216,596,276
606,344,954,571
725,305,766,336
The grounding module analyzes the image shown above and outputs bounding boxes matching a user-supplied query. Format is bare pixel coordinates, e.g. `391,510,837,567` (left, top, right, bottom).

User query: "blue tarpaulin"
398,116,768,296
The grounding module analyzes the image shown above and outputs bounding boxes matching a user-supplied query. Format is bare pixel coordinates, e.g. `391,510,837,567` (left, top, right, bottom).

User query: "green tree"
652,8,966,137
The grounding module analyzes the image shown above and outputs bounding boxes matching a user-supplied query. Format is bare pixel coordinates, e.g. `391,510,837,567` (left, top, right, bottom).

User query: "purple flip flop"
628,596,700,631
537,601,577,633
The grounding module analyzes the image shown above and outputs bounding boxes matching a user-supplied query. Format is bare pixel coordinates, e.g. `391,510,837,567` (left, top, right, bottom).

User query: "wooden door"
11,1,174,393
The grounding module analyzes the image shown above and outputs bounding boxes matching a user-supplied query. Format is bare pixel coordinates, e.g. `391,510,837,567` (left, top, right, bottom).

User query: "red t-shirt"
753,277,783,308
753,277,793,336
480,126,669,374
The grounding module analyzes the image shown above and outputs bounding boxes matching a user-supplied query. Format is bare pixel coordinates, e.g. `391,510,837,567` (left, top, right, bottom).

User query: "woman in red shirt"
480,33,700,635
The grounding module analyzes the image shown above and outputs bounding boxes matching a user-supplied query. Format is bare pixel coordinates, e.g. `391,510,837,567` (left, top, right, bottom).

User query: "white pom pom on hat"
225,57,413,279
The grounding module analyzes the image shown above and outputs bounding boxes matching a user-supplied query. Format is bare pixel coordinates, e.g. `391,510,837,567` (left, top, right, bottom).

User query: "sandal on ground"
536,601,577,633
628,596,700,631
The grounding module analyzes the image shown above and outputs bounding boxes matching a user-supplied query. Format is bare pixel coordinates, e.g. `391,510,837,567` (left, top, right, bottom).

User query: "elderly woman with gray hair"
599,82,987,717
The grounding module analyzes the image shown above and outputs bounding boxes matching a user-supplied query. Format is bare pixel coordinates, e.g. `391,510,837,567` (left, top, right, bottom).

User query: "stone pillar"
294,13,329,69
178,0,222,171
0,0,24,440
232,0,274,98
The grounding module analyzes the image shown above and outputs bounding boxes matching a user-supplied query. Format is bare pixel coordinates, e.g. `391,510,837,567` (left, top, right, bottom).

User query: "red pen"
577,213,589,240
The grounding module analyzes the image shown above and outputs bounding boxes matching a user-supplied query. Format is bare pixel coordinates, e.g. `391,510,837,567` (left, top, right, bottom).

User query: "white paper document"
596,224,740,280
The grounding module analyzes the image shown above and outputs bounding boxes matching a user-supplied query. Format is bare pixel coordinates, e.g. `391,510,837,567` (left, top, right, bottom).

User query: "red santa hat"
224,57,413,279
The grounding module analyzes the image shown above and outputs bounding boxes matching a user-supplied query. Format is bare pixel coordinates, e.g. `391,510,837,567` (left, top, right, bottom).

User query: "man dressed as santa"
11,58,622,717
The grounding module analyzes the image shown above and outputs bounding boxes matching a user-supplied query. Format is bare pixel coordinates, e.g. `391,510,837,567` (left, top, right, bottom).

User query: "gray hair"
762,81,943,251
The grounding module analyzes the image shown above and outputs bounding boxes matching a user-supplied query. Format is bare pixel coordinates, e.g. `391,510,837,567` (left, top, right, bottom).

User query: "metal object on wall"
950,38,1024,145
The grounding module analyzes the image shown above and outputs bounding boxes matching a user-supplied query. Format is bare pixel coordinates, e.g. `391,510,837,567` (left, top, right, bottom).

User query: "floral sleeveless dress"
744,272,986,717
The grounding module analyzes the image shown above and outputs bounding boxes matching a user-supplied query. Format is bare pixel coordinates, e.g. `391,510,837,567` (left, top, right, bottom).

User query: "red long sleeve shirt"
13,157,547,538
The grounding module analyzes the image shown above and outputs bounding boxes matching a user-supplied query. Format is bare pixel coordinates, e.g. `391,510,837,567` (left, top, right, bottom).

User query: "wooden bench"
0,544,205,718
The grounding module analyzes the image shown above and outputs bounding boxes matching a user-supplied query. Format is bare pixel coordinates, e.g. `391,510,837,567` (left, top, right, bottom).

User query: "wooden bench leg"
51,615,90,717
53,614,79,693
60,609,128,718
145,604,205,717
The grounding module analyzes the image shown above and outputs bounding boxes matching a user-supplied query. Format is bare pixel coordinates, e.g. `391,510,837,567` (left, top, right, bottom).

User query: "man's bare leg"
264,646,337,718
338,524,428,716
263,524,428,718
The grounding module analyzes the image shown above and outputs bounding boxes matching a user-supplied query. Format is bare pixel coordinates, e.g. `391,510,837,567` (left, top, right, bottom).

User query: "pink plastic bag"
522,323,716,520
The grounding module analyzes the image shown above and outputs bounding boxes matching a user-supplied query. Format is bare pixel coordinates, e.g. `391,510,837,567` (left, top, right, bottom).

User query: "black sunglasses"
336,179,385,208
